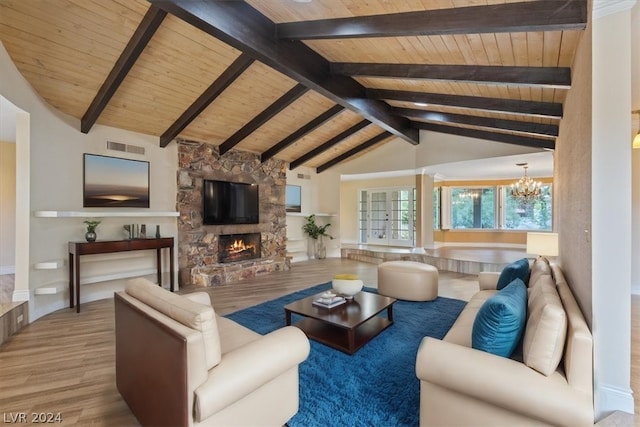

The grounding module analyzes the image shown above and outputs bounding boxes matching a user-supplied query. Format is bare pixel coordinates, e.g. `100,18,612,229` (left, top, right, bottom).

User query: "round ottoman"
377,261,438,301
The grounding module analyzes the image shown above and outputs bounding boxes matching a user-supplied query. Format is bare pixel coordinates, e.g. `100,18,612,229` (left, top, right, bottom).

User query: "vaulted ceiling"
0,0,587,172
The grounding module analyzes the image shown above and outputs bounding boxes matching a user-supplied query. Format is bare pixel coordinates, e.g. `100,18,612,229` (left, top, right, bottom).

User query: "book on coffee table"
312,295,346,309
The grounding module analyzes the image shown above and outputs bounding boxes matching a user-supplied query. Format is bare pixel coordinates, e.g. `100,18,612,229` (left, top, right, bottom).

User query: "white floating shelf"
34,211,180,218
34,282,66,295
34,260,64,270
286,212,335,217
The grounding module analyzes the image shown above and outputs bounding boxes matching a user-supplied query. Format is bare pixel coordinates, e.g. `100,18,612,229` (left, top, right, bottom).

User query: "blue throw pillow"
496,258,530,290
472,278,527,357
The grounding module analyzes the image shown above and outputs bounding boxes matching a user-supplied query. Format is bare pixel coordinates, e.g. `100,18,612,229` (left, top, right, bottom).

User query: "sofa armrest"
416,337,592,427
194,326,310,422
478,272,501,290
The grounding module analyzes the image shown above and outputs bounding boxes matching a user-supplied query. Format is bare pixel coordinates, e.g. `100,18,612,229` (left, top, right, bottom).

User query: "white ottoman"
378,261,438,301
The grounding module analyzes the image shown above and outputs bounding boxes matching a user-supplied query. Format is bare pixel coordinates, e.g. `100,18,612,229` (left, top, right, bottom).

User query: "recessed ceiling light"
292,0,313,3
414,102,428,107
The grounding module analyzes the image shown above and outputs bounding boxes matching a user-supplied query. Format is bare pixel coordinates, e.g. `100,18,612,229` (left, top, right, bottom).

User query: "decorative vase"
85,231,96,242
315,236,327,259
332,274,363,299
307,238,316,259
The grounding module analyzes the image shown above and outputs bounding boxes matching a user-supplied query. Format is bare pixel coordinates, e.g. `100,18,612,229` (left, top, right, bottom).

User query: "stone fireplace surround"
176,140,287,287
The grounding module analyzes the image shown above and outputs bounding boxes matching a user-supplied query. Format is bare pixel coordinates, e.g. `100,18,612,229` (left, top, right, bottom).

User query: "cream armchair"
114,278,310,427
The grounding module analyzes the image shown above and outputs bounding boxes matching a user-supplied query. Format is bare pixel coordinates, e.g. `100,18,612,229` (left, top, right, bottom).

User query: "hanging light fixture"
510,163,542,202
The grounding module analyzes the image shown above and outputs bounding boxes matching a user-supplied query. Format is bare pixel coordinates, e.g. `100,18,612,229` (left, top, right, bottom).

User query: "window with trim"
442,185,552,231
501,185,552,230
451,187,496,229
433,187,441,230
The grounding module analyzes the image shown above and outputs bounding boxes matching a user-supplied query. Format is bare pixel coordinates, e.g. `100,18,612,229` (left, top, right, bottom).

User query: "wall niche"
176,140,287,286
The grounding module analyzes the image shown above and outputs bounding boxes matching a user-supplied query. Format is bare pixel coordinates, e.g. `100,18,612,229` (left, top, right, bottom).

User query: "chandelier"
510,163,542,202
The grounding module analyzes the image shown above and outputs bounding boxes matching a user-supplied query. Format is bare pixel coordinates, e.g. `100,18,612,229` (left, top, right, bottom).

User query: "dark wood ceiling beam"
149,0,418,145
395,107,558,138
277,0,587,40
332,63,571,88
412,122,555,150
160,53,254,147
317,132,392,173
289,120,370,170
219,84,309,155
368,89,563,119
81,5,166,134
261,105,345,163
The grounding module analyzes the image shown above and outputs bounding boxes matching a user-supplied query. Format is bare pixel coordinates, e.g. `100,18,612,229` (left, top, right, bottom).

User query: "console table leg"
68,253,74,309
156,248,162,288
169,246,175,292
75,257,81,313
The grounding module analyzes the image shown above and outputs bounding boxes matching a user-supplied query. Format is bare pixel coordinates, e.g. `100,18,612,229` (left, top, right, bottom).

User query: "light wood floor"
0,259,637,426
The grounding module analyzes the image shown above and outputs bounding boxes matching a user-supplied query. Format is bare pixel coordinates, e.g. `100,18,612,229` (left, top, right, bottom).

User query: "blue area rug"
225,283,466,427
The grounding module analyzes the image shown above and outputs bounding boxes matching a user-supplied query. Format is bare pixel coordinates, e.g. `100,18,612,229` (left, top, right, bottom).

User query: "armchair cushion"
125,278,222,369
523,275,567,376
528,257,552,289
194,326,310,422
472,278,527,357
496,258,530,290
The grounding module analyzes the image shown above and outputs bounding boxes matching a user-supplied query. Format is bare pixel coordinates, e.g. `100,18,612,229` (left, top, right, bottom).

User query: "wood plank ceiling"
0,0,587,172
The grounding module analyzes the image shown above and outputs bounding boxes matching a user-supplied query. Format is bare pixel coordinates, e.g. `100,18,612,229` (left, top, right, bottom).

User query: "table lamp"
526,232,558,259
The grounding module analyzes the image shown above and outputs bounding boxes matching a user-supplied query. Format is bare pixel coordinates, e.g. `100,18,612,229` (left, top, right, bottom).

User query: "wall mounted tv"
83,153,150,208
203,180,259,225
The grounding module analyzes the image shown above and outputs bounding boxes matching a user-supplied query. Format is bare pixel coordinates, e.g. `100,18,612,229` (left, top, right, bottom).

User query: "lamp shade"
526,232,558,257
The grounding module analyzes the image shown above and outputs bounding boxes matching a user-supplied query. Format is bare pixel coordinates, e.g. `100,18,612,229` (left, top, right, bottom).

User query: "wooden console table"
68,237,174,313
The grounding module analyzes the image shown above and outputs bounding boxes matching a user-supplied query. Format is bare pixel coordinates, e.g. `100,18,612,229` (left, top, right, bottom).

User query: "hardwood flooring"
0,259,637,426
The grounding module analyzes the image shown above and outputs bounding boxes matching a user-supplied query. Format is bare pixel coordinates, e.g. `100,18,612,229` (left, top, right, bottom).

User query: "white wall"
0,41,178,321
415,130,543,167
286,166,341,260
0,141,16,273
630,1,640,293
592,7,634,417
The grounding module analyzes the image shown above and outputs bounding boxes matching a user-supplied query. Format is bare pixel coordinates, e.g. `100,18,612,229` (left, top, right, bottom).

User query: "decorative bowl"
332,274,363,298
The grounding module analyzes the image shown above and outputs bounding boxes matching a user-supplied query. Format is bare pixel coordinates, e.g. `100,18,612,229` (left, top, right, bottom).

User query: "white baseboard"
595,383,635,421
0,265,16,275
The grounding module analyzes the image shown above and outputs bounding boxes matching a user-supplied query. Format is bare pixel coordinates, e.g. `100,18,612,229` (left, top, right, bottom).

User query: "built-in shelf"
34,211,180,218
34,260,64,270
34,282,66,295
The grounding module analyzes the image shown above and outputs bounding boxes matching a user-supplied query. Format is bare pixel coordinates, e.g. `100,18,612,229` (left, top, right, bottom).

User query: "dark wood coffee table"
284,291,396,354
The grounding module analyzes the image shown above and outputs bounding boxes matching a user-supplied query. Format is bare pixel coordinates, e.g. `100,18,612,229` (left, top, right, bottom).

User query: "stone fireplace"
177,140,288,287
218,233,261,263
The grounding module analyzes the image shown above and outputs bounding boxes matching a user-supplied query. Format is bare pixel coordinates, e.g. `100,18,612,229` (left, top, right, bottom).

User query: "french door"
359,188,415,246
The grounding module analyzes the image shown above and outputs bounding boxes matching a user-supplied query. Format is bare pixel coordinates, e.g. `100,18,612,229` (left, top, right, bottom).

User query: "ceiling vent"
296,173,311,180
107,140,145,155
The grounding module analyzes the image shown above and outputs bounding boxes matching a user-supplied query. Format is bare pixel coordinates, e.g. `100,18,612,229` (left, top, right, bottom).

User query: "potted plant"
84,220,101,242
302,215,333,259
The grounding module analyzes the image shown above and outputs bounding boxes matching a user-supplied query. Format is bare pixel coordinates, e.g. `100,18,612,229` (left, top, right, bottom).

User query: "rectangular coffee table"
284,291,396,354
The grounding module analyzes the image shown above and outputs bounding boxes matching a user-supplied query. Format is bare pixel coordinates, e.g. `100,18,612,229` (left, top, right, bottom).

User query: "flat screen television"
203,180,259,225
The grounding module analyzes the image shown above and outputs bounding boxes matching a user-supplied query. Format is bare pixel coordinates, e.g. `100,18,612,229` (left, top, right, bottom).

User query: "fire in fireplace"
218,233,261,263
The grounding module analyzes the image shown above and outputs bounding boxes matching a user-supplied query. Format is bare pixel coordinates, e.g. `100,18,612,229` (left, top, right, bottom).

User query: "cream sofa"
114,278,310,427
416,260,593,426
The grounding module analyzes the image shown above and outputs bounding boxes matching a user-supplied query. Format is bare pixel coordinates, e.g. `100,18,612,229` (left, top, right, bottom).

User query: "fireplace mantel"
191,256,287,287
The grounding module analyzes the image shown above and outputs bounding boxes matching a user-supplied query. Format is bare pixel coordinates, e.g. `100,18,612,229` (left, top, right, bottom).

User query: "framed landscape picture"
83,153,150,208
285,184,302,213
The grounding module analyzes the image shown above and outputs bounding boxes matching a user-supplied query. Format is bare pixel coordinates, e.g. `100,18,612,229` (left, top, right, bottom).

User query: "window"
433,187,440,230
502,185,552,230
450,187,496,229
441,184,552,231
